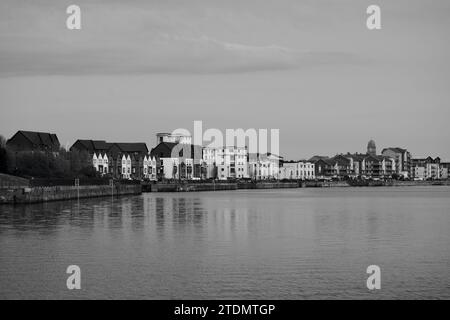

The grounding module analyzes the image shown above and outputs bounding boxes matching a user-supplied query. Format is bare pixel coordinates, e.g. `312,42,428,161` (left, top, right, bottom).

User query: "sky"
0,0,449,160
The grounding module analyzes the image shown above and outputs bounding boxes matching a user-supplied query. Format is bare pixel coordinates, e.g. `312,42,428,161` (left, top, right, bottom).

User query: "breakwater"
0,184,142,205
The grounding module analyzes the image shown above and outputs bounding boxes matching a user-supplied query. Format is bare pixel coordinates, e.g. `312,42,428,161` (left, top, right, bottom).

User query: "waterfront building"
248,153,282,180
279,160,315,180
143,155,157,181
361,155,395,178
150,142,203,180
440,162,450,180
71,140,149,180
92,153,109,175
108,143,149,180
204,147,249,180
381,147,411,177
329,155,353,178
310,157,334,178
70,139,111,155
7,130,60,153
410,157,441,180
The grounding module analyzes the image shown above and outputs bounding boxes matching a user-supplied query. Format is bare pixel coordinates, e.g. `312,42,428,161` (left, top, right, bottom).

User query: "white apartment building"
279,161,315,180
248,153,282,180
203,147,248,180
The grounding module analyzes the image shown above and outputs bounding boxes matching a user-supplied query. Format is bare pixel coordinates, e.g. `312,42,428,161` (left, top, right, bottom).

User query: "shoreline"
1,180,449,205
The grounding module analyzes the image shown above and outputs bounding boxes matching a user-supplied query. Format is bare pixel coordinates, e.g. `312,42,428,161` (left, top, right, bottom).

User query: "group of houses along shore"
5,130,450,182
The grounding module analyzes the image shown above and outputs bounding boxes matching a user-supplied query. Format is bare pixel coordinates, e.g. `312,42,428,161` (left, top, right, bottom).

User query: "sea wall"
303,180,450,188
238,182,299,189
0,184,142,205
149,181,299,192
150,183,238,192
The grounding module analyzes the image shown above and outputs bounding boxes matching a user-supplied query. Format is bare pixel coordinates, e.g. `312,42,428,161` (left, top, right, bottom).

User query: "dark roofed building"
150,142,204,180
108,143,149,156
6,130,60,152
70,140,112,154
381,147,411,176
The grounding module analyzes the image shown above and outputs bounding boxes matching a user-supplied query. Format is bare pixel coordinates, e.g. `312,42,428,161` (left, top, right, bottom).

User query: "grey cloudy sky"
0,0,449,160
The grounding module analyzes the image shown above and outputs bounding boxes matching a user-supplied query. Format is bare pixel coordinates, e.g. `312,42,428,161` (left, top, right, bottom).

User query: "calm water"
0,187,449,300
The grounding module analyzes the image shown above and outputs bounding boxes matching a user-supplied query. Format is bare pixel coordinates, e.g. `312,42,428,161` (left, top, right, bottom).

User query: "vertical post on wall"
75,178,80,201
109,179,114,201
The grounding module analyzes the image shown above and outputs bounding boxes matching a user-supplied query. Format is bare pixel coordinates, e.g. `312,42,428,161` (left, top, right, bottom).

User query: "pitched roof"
71,140,112,152
112,143,149,154
330,155,351,166
382,147,407,154
150,142,203,159
8,130,60,150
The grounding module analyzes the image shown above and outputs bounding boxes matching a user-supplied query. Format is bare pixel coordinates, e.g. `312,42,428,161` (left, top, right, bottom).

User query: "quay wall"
149,181,299,192
303,180,450,188
0,184,142,205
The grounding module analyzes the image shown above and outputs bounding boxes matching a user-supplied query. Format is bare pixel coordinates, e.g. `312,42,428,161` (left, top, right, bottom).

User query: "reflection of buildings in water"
212,207,251,241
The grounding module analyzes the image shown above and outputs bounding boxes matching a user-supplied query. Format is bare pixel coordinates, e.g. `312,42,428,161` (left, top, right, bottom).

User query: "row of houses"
4,131,450,181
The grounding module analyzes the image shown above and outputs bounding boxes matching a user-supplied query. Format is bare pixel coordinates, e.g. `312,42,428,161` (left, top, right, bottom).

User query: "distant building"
70,139,150,180
249,153,282,180
440,163,450,180
310,157,334,178
156,133,192,145
411,157,441,180
6,130,60,152
108,143,149,180
70,140,112,154
367,139,377,156
381,147,411,177
361,155,395,178
279,160,315,180
204,146,249,180
150,142,203,180
93,153,109,175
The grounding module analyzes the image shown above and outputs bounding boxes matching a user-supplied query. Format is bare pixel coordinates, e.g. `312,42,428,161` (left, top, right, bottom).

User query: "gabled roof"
8,130,60,150
313,158,333,166
382,147,407,154
330,155,351,166
71,139,112,152
150,142,202,159
111,143,149,154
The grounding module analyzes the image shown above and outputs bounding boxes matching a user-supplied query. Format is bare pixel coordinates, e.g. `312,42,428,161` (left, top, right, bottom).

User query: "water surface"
1,187,449,299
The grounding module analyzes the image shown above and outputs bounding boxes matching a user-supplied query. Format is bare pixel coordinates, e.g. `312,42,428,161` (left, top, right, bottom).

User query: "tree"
0,146,8,174
0,135,6,148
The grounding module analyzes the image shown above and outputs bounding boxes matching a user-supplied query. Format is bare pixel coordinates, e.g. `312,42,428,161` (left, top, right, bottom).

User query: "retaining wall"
0,184,142,205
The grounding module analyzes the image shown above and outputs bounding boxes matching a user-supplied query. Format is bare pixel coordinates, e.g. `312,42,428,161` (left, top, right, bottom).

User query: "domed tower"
367,139,376,156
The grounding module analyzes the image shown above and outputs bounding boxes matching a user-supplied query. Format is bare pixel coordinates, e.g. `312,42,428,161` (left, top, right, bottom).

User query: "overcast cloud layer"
1,0,449,159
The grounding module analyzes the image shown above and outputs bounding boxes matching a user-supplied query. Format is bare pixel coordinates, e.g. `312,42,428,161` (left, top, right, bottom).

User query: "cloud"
0,0,367,76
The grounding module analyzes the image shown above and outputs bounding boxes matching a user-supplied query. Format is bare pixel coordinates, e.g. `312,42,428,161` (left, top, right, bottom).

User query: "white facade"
279,161,315,180
203,147,248,180
143,155,157,181
121,155,132,179
249,154,282,180
92,153,109,175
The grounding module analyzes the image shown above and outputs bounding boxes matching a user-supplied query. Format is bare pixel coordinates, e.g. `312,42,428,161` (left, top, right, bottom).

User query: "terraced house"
70,140,152,180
